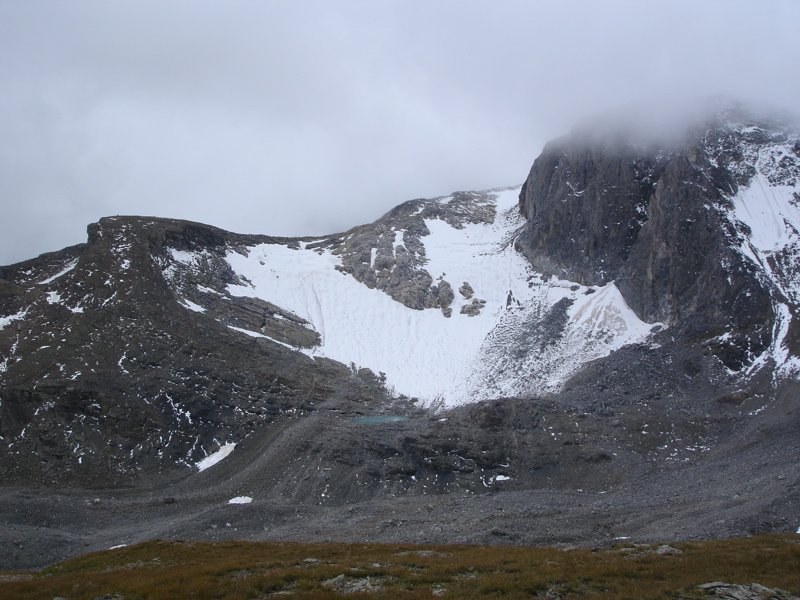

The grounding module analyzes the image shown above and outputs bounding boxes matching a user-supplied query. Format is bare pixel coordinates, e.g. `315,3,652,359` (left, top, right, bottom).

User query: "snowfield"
219,188,661,407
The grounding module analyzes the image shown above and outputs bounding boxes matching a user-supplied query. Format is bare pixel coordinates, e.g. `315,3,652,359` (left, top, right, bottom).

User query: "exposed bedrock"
516,107,800,369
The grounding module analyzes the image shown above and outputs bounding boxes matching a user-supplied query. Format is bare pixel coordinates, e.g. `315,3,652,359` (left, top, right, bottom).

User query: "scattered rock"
437,280,455,317
696,582,800,600
491,528,509,537
459,282,474,299
0,574,34,582
653,544,682,555
228,569,254,579
322,574,383,594
460,298,486,316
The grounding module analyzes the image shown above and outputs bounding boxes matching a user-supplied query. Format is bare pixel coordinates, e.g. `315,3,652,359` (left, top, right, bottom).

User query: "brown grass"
1,534,798,599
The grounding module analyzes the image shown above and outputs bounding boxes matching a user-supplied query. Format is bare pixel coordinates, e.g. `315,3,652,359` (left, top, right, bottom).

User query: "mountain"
518,100,800,373
1,99,799,570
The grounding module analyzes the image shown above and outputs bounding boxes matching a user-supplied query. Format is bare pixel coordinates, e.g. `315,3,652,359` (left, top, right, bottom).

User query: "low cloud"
1,1,799,264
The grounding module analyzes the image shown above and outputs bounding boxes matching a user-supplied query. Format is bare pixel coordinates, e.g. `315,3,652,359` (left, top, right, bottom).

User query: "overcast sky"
1,0,799,265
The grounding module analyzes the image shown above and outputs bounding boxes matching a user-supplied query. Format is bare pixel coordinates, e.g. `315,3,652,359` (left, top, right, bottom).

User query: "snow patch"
392,230,405,256
569,282,655,343
730,172,800,257
197,285,221,296
195,442,236,471
180,299,206,313
228,325,266,338
170,249,201,264
228,496,253,504
0,309,28,330
38,259,78,284
44,291,85,313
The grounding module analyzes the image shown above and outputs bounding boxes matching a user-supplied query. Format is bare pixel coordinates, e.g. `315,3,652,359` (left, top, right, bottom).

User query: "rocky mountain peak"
517,102,800,371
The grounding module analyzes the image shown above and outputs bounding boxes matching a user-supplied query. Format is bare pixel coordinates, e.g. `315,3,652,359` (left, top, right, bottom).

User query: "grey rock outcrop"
460,297,486,316
310,190,498,311
696,582,799,600
435,280,455,317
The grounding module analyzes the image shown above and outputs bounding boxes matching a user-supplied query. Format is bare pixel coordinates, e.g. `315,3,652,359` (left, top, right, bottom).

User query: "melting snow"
180,299,206,313
0,309,28,331
195,442,236,471
228,496,253,504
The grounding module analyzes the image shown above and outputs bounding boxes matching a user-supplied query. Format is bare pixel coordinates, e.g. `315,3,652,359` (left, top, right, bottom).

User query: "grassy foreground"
1,534,798,599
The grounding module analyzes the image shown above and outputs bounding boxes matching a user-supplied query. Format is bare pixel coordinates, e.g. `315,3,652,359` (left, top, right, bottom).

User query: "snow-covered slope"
169,188,660,407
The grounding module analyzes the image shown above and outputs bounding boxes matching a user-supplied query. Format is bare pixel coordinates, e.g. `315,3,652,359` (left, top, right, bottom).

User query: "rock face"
517,101,800,370
0,217,387,487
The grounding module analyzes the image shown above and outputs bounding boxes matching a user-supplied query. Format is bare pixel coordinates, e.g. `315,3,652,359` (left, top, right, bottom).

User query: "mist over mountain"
1,99,799,570
3,1,800,267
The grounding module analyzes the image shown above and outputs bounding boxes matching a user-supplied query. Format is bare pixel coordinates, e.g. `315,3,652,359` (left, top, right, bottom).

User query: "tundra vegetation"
1,534,798,599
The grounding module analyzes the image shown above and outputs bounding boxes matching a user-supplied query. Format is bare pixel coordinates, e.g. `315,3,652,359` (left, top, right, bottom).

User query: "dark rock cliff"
516,104,800,369
0,217,384,487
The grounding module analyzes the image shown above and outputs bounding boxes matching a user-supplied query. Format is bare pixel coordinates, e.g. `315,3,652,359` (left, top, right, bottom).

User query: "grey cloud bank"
1,0,799,265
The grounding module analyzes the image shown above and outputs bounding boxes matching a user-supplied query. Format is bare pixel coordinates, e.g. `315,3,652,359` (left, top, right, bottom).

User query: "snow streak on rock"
723,122,800,376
